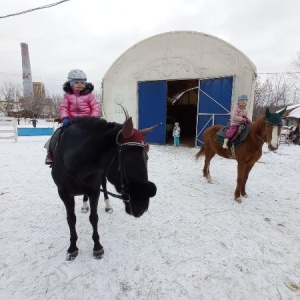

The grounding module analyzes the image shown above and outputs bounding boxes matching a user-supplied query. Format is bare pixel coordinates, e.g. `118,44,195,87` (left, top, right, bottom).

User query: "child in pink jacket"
45,69,101,164
222,94,251,149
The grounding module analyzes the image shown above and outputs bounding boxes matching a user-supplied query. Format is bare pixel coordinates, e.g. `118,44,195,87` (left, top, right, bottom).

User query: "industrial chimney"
20,43,34,100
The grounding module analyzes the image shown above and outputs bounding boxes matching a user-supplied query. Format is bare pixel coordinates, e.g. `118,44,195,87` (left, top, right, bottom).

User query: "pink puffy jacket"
60,82,101,119
230,103,249,126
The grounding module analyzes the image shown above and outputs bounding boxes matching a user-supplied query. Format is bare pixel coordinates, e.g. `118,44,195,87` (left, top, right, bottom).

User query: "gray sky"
1,0,300,95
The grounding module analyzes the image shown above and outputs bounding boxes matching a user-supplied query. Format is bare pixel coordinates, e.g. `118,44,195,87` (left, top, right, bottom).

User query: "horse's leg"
241,163,255,198
88,190,104,259
81,194,89,213
234,162,246,202
58,190,79,260
203,152,215,183
102,176,113,213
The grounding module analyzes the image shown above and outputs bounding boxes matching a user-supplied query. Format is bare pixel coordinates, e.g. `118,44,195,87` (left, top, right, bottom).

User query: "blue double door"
138,77,233,145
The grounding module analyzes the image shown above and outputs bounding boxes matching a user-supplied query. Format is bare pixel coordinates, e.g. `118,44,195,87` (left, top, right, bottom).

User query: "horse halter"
256,120,281,144
105,131,149,202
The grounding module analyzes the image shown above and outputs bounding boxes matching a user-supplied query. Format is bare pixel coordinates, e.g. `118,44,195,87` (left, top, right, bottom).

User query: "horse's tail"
195,146,205,160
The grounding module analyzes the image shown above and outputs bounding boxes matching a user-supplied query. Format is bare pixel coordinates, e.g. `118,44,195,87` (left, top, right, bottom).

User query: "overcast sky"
1,0,300,95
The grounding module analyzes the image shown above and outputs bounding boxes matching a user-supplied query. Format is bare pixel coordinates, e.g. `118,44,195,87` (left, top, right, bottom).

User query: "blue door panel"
196,77,233,146
199,78,232,114
138,81,167,144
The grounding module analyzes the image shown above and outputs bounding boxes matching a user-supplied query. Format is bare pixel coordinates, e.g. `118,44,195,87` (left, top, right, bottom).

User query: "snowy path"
0,137,299,299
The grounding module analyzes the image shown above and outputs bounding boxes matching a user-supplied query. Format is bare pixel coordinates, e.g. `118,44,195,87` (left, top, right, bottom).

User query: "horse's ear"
122,117,134,139
140,124,158,136
278,107,287,118
265,107,271,117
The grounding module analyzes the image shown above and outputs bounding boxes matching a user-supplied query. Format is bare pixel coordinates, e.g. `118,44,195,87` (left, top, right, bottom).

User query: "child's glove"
242,118,247,123
62,117,71,127
242,116,250,123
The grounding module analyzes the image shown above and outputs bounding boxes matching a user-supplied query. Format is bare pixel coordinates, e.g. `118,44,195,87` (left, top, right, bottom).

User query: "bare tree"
0,81,22,101
45,93,61,118
253,77,268,120
253,74,295,120
0,81,23,115
290,51,300,103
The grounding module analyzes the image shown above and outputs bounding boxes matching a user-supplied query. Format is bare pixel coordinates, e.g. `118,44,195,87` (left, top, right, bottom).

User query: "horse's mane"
72,117,122,138
251,114,267,136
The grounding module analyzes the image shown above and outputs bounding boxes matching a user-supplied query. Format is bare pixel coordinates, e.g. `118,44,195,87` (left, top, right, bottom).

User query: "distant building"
33,82,45,98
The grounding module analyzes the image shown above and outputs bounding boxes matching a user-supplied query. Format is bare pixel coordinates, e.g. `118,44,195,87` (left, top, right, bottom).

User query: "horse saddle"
215,122,251,147
49,127,64,156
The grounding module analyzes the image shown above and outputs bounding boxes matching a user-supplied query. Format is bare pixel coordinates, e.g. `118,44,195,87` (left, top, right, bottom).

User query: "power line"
0,0,70,19
0,71,64,82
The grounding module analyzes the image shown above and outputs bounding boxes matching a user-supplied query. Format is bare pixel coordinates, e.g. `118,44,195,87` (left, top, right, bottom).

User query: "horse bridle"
105,131,148,202
256,121,282,143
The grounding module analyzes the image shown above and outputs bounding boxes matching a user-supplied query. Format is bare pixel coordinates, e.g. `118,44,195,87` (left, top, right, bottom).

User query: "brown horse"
195,107,286,202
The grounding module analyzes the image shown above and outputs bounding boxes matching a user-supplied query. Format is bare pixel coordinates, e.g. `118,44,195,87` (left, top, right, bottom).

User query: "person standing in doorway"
173,122,181,146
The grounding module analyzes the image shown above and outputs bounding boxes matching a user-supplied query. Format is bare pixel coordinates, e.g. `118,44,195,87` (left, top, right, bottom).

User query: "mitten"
241,118,247,123
62,117,71,127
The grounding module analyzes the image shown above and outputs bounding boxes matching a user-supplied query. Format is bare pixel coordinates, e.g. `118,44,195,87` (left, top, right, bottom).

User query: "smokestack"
20,43,34,100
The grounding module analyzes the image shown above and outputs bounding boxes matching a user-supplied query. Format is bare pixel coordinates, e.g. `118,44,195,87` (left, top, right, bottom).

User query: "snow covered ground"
0,135,299,299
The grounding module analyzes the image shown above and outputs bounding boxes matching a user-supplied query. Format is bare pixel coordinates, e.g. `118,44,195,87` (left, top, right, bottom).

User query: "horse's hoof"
234,197,242,203
242,193,248,198
66,250,78,261
81,207,89,213
93,248,104,259
105,208,113,214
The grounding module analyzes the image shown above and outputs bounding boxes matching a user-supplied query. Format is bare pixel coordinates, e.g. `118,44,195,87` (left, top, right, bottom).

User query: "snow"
278,104,300,119
1,135,300,299
287,106,300,119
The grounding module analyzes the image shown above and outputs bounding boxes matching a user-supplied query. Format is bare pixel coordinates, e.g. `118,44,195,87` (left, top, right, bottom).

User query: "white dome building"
102,31,256,146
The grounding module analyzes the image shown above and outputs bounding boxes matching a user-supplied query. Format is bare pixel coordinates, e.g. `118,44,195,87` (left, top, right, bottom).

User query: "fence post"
0,117,18,142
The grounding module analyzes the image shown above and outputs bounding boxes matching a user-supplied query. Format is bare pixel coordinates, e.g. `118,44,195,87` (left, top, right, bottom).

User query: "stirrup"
45,156,53,165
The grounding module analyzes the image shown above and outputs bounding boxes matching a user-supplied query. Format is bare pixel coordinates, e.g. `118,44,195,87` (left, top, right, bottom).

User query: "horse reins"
56,131,147,203
56,147,126,200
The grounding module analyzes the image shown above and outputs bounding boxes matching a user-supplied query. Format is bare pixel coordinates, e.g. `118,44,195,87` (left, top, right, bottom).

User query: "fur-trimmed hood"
60,82,100,119
63,81,94,96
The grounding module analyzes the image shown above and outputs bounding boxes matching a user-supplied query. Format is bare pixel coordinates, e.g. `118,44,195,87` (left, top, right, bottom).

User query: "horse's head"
113,117,157,217
264,107,286,151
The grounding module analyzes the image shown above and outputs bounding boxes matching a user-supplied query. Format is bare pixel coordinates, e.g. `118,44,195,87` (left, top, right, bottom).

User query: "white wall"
102,31,257,126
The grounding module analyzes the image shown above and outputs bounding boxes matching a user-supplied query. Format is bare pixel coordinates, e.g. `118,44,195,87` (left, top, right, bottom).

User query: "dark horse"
51,116,157,260
81,177,112,213
195,107,286,202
